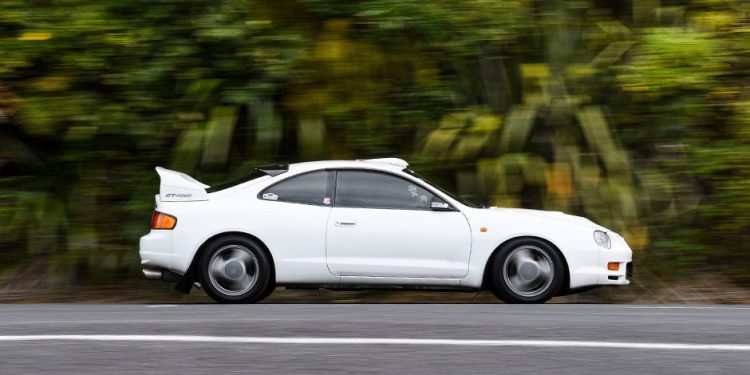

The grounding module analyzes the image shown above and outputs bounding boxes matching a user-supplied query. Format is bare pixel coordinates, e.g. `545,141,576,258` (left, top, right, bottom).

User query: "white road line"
625,306,750,310
0,335,748,351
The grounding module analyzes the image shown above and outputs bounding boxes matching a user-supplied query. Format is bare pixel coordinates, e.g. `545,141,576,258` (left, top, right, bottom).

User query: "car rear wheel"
199,235,273,304
490,238,564,304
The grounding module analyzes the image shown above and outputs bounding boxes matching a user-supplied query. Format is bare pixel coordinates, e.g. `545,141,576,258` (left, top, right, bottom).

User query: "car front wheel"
490,238,564,304
198,235,274,304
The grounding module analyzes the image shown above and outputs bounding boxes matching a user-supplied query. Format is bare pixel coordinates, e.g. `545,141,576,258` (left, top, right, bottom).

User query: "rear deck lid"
155,166,209,202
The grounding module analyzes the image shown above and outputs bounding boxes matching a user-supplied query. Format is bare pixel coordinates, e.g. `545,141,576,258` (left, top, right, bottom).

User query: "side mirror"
430,199,453,211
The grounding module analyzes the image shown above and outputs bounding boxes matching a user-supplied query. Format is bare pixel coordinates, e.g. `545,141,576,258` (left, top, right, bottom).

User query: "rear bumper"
139,230,173,272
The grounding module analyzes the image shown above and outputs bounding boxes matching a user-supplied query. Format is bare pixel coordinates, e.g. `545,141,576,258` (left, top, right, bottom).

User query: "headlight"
593,230,611,249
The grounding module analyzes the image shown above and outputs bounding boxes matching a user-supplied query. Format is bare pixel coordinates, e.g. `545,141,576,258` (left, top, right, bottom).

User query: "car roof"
287,158,409,174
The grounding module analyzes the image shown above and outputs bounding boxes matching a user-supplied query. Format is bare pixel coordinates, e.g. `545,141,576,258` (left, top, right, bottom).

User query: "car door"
326,170,472,279
254,170,337,284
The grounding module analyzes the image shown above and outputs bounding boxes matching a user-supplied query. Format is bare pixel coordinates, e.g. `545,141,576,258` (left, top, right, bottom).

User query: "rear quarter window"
259,171,330,206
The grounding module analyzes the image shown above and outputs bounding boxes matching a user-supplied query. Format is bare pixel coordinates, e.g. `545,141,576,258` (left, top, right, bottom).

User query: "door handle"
335,219,357,227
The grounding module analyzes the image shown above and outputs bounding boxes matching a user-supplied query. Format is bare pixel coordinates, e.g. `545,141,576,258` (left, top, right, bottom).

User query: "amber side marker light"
607,262,620,271
151,212,177,230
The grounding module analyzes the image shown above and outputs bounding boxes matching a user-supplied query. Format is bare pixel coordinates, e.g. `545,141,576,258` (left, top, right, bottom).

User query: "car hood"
486,207,606,230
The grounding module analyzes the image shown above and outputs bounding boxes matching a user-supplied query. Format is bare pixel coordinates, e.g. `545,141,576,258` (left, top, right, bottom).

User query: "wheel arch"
174,231,276,294
481,235,570,294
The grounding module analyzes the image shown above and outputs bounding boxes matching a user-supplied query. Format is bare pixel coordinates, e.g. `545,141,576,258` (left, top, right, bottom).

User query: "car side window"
335,170,436,210
260,171,331,206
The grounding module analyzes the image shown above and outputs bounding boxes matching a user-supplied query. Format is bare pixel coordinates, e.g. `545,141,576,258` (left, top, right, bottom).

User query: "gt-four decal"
166,193,192,198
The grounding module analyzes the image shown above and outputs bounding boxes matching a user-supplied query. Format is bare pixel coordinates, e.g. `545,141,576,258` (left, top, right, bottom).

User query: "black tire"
198,235,274,304
490,238,565,304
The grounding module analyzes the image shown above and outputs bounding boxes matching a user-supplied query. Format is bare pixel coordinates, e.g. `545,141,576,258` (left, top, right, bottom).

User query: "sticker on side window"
431,201,449,209
262,192,278,201
408,185,418,197
323,197,331,205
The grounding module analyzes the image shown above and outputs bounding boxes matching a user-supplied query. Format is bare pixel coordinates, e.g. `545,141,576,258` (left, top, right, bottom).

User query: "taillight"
151,211,177,230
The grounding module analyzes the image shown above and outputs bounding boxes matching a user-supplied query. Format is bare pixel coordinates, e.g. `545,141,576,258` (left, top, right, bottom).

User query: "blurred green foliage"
1,0,750,290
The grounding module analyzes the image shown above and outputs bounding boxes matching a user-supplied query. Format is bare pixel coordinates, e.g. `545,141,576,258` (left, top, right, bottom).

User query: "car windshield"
402,169,480,208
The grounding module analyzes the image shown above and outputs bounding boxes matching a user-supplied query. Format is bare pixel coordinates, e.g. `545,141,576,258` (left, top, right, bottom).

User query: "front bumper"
597,233,633,286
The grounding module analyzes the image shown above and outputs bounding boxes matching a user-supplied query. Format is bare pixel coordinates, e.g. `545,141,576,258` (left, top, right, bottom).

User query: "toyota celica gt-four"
140,158,632,303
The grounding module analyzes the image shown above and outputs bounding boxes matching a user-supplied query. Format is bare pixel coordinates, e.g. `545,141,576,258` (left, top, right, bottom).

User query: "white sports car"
139,158,632,304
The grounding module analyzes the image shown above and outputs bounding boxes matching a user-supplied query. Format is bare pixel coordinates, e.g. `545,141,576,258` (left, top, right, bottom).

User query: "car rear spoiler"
155,166,209,202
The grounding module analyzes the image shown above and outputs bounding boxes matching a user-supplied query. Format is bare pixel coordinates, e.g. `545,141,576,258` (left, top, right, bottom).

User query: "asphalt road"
0,304,749,374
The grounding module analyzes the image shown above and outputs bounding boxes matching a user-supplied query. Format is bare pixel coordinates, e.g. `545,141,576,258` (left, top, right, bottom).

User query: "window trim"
331,168,456,211
256,169,334,207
